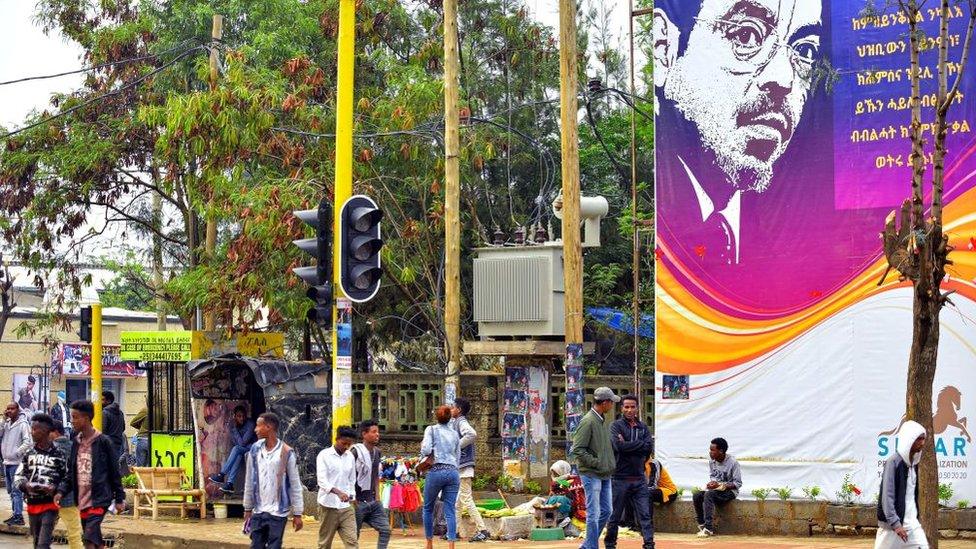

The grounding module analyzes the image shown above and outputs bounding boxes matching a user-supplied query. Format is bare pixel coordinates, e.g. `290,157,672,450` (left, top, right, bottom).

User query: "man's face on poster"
656,0,823,192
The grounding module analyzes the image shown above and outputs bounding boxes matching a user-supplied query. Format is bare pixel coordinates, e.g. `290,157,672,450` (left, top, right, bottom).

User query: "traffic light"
339,195,383,302
79,305,93,343
292,198,332,327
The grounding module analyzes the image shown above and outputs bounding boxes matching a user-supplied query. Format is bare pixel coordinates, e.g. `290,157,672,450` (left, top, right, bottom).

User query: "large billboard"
654,1,976,503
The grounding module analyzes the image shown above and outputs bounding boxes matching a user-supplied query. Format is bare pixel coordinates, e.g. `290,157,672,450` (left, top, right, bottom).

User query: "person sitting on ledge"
645,458,678,505
692,437,741,538
208,405,256,493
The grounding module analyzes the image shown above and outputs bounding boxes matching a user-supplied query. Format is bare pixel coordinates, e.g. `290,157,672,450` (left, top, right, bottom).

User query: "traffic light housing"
339,195,383,302
79,305,93,343
292,199,332,327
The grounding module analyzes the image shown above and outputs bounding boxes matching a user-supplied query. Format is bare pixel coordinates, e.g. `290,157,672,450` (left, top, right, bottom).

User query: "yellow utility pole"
331,0,356,441
204,14,222,332
91,303,103,430
559,0,583,344
443,0,461,402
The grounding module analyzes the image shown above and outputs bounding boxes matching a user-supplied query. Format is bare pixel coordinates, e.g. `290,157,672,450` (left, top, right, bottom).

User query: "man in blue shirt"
209,405,256,493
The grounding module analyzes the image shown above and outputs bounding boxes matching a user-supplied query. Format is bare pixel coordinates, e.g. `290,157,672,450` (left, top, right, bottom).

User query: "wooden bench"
132,467,206,520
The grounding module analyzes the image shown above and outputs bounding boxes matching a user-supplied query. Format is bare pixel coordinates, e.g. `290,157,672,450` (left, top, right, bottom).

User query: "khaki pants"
319,506,359,549
456,477,486,532
59,506,84,549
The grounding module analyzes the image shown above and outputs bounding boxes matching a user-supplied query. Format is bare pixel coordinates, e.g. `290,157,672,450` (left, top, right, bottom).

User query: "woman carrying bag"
419,405,461,549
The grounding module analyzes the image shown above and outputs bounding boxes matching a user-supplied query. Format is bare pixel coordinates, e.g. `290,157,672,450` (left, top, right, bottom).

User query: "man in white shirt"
242,413,304,549
317,426,359,549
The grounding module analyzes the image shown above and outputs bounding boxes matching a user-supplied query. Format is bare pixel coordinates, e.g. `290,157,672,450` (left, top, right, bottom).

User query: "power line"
0,45,206,141
0,39,202,87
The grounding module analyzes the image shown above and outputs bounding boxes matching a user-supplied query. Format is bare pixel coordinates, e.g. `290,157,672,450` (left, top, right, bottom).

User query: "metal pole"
92,303,103,430
629,0,641,411
332,0,356,441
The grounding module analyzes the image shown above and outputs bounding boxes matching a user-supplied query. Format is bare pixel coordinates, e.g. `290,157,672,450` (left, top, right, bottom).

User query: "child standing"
14,413,69,549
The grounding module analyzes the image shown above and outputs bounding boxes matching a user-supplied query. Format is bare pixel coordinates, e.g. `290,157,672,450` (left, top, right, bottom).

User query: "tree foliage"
0,0,652,370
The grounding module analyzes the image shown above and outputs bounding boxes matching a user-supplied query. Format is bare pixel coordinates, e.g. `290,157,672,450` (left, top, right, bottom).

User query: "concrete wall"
0,310,183,438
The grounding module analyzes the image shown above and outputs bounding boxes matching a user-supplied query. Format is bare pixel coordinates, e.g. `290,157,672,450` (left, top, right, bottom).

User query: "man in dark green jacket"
571,387,619,549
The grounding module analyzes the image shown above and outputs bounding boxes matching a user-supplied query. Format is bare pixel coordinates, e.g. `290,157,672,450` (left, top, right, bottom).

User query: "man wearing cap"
571,387,619,549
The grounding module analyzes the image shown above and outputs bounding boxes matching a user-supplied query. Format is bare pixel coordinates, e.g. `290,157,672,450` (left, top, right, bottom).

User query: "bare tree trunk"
882,1,976,545
0,254,15,342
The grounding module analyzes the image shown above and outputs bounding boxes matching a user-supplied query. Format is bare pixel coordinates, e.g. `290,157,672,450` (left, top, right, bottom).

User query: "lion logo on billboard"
879,385,971,443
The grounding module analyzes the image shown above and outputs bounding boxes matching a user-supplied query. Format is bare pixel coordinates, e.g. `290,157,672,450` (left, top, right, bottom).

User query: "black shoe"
219,483,235,494
8,515,24,526
469,530,490,542
2,515,15,525
208,473,225,484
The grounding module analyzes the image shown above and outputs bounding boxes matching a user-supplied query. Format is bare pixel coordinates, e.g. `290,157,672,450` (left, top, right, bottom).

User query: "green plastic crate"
530,528,565,541
475,499,505,511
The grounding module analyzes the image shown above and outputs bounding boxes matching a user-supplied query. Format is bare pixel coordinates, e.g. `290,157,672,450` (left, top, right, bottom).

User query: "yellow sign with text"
119,332,193,362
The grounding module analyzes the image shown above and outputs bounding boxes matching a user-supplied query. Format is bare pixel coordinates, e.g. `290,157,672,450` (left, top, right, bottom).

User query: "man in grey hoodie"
692,437,742,538
875,420,928,548
1,402,33,525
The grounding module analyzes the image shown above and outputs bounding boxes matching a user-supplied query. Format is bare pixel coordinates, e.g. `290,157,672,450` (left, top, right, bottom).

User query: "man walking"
452,398,490,542
317,426,358,549
15,413,69,549
570,387,619,549
604,395,654,549
68,400,126,549
2,402,33,525
875,420,928,548
692,437,742,538
243,412,304,549
100,391,125,467
50,421,83,549
351,420,391,549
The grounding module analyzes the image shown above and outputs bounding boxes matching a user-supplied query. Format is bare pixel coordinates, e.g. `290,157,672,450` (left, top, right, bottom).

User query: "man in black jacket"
69,400,125,549
100,392,125,468
604,394,654,549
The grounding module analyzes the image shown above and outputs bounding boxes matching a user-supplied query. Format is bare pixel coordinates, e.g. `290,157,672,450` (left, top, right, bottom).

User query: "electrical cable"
0,38,202,87
0,45,207,141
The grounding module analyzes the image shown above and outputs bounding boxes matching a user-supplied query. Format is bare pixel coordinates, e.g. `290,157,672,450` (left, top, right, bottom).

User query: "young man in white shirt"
452,398,490,542
243,413,304,549
317,426,359,549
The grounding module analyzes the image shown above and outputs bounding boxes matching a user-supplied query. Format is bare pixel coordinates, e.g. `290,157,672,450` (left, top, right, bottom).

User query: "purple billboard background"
655,1,976,313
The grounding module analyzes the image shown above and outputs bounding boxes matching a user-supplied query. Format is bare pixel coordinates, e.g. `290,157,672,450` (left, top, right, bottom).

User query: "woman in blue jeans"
420,405,461,549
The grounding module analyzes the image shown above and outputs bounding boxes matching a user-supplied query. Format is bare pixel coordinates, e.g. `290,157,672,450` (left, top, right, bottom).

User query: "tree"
876,1,976,545
0,252,15,342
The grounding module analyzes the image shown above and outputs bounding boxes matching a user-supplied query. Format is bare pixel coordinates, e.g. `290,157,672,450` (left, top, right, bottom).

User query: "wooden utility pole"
443,0,461,401
204,13,222,332
559,0,583,344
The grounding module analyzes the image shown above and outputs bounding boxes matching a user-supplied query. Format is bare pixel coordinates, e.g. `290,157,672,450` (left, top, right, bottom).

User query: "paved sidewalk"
1,494,973,548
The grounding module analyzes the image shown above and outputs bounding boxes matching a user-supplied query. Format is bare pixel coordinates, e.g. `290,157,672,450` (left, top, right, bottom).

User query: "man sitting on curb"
692,437,741,538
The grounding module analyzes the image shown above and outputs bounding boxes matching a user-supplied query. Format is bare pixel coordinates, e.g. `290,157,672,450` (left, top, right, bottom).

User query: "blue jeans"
221,445,249,485
422,467,460,541
135,435,150,467
4,464,23,517
581,475,612,549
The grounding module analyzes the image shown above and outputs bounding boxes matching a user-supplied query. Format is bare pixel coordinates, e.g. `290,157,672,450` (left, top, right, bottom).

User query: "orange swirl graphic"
656,185,976,375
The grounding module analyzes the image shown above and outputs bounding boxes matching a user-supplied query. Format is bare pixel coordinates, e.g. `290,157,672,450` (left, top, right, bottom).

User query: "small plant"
496,474,514,492
938,483,953,507
835,474,861,505
523,480,543,494
775,486,793,501
472,474,492,491
691,486,703,496
751,488,771,501
121,473,138,489
801,486,822,500
677,487,686,498
958,499,970,509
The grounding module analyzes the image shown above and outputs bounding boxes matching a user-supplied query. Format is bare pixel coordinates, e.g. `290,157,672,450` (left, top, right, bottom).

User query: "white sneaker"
696,528,714,538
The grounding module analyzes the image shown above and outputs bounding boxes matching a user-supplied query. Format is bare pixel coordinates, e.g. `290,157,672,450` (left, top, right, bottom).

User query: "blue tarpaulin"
586,307,654,339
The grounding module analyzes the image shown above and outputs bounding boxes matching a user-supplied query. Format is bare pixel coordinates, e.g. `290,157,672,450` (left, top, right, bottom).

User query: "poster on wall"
654,0,976,501
11,374,44,414
196,398,250,497
526,366,550,477
336,298,353,370
51,343,143,377
565,343,584,454
501,366,528,467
